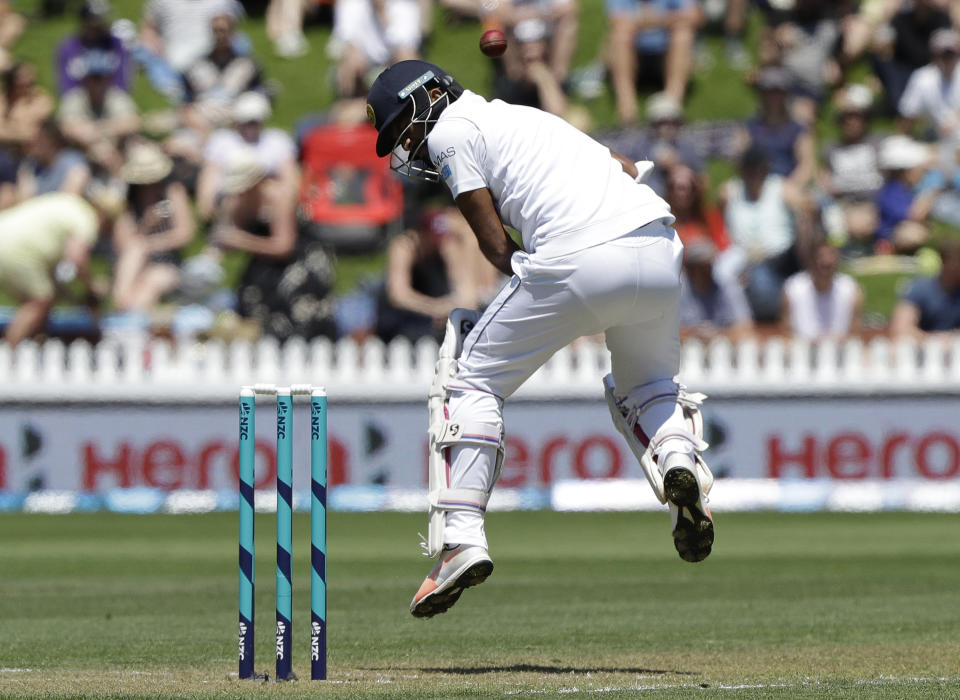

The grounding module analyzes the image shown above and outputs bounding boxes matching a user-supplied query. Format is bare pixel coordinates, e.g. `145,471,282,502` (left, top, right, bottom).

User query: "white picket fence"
1,334,959,402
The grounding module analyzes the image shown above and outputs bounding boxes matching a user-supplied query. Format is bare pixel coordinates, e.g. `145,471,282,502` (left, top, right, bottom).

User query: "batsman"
367,60,716,618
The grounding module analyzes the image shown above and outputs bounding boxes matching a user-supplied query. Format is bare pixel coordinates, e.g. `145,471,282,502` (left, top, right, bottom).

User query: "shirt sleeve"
897,70,925,119
902,278,930,306
67,197,100,247
428,118,487,199
56,89,86,123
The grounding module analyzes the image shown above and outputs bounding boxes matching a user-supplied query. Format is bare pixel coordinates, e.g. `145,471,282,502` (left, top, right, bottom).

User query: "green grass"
1,511,959,698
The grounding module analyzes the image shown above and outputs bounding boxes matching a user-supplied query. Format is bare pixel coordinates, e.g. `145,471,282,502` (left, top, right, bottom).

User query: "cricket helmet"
366,60,463,181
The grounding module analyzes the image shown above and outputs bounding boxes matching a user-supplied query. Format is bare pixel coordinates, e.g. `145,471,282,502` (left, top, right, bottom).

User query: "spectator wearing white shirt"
195,91,298,221
898,28,960,138
137,0,244,103
56,53,139,175
782,240,863,340
331,0,421,98
819,84,882,254
718,146,809,323
181,13,262,138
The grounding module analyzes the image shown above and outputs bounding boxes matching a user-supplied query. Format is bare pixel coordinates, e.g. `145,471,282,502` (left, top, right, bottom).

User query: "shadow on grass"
367,664,697,676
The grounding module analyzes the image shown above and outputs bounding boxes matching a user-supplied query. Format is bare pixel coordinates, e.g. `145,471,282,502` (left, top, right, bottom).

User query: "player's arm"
610,150,639,179
454,187,520,277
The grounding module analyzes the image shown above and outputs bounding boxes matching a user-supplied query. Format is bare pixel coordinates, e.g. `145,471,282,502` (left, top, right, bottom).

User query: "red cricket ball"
479,29,508,58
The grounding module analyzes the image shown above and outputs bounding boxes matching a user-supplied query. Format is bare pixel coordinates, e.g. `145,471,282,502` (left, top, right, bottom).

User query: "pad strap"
429,487,491,514
436,420,503,449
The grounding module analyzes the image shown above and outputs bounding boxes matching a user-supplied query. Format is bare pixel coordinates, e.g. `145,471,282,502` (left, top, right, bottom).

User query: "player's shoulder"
430,98,484,147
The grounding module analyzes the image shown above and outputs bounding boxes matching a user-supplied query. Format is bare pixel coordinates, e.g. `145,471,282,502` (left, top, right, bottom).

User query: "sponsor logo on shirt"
435,146,456,163
441,164,452,180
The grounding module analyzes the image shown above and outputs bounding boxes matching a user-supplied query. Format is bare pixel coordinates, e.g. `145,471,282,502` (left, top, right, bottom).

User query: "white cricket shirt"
427,90,673,258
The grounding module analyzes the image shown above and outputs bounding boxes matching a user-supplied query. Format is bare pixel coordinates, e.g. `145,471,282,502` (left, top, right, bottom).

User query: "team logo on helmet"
366,103,376,126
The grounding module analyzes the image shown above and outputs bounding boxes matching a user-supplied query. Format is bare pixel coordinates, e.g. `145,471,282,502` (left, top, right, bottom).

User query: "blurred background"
0,0,958,512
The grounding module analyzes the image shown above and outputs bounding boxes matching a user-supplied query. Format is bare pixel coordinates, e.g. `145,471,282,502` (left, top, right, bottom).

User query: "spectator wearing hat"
208,148,336,340
890,237,960,338
782,239,863,340
819,83,882,254
642,92,704,195
15,119,91,203
606,0,704,124
871,0,951,116
678,235,754,342
331,0,422,99
874,134,938,254
0,189,121,346
56,0,131,95
138,0,244,104
181,13,263,138
737,65,817,191
898,28,960,139
196,91,298,221
57,52,140,175
111,141,194,312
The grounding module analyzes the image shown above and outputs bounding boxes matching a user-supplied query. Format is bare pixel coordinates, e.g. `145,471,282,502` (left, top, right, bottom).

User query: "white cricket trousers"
444,219,693,548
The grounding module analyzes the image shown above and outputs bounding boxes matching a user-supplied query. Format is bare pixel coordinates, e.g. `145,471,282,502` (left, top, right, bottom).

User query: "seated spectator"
759,0,842,126
209,148,336,340
665,164,727,250
737,66,816,190
56,0,131,95
641,92,704,196
889,237,960,338
898,29,960,139
819,84,882,254
718,146,807,322
377,206,500,342
0,188,121,346
196,91,298,221
871,0,950,116
606,0,703,124
875,134,937,254
678,236,754,342
782,240,863,340
181,13,263,138
331,0,421,98
16,119,91,202
491,0,578,117
0,0,25,72
137,0,244,104
57,53,140,175
111,141,194,312
0,63,55,154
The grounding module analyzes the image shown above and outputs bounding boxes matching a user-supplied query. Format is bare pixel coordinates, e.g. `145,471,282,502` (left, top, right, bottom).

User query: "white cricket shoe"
661,452,714,563
410,544,493,618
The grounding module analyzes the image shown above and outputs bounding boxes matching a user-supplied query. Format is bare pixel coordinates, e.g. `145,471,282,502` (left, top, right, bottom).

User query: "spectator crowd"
0,0,959,349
